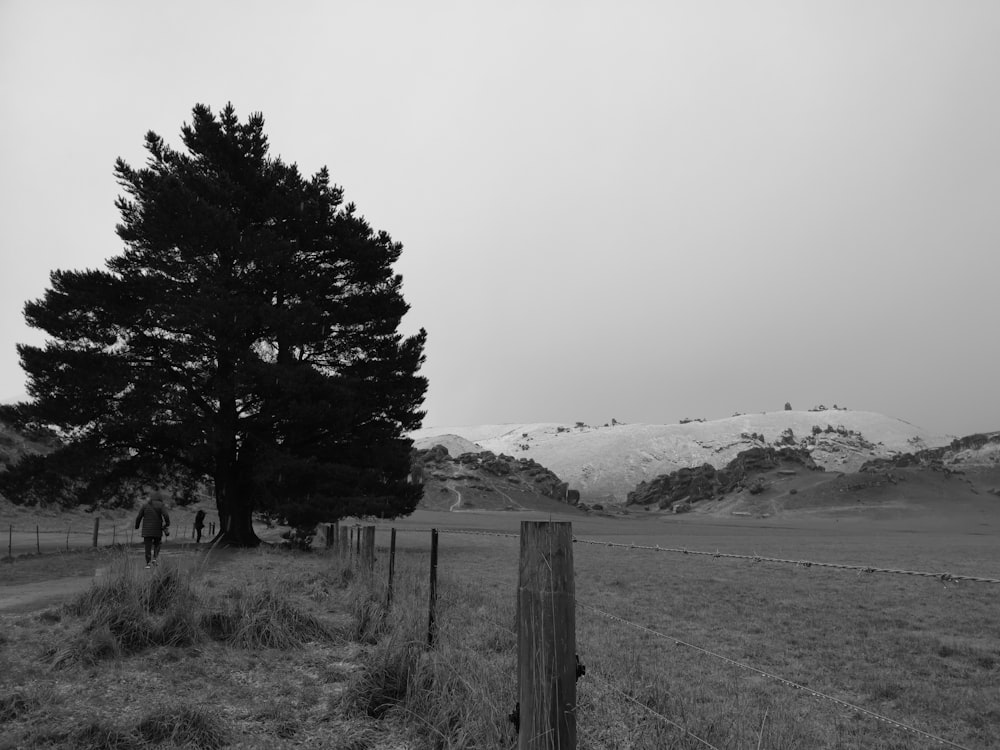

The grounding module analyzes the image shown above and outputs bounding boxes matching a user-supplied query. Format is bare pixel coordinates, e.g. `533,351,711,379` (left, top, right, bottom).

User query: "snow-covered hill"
411,410,951,503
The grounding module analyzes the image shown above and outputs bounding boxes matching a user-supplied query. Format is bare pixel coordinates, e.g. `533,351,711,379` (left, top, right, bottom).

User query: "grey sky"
1,1,998,437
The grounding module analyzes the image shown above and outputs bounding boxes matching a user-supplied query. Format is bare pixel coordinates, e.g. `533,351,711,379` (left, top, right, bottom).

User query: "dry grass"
0,546,414,749
2,510,998,748
334,515,998,749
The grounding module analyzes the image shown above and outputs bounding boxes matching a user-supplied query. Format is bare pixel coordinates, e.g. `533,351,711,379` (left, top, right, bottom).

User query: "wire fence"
398,527,1000,584
376,524,989,749
2,519,219,557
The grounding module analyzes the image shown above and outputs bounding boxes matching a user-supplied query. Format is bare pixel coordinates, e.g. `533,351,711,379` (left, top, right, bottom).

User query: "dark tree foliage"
0,104,428,545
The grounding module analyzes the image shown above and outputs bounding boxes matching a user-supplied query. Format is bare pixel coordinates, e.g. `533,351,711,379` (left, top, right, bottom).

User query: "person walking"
135,492,170,568
193,509,206,543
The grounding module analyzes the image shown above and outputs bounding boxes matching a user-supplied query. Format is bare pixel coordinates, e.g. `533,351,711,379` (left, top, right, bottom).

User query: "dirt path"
0,575,97,613
0,548,219,614
448,486,463,511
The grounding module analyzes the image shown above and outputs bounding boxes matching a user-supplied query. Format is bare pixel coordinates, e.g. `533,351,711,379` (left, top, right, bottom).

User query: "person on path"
193,509,206,543
135,492,170,568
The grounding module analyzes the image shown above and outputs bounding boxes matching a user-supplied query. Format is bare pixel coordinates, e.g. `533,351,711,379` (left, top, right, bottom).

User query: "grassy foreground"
1,512,998,748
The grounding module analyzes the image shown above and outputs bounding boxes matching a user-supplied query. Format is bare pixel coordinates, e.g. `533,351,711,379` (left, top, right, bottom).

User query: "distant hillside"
626,431,1000,519
0,421,58,472
411,410,952,503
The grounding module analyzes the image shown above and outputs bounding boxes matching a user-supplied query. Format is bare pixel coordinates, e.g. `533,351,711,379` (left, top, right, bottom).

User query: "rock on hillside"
411,411,949,504
628,446,823,510
860,431,1000,473
411,443,575,514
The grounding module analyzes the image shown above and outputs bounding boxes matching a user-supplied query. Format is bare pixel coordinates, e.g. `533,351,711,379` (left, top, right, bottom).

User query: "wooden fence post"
92,517,100,548
339,526,349,558
386,528,397,609
517,521,576,749
361,526,375,569
427,528,439,648
355,526,361,557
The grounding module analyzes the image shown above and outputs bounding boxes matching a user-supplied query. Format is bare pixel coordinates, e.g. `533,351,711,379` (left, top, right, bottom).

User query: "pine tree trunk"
212,444,261,548
218,498,260,547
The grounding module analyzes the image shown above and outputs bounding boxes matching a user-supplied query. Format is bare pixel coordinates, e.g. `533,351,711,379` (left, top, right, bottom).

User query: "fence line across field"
376,523,983,749
394,526,1000,585
4,518,215,557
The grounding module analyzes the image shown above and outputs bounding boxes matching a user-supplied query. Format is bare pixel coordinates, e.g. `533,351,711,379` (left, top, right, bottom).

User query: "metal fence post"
386,528,397,609
427,528,439,648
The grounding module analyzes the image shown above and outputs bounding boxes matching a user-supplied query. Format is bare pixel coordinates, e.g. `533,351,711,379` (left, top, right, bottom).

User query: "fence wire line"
585,669,722,750
570,537,1000,585
385,526,1000,585
578,602,974,750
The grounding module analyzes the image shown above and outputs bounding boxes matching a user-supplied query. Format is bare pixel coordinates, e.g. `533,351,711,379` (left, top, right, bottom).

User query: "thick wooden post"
386,528,397,608
339,526,349,557
427,528,439,648
361,526,376,569
92,517,100,548
517,521,576,749
355,526,361,557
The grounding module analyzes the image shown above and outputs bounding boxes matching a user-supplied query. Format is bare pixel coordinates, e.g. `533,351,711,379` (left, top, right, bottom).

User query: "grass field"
1,507,997,748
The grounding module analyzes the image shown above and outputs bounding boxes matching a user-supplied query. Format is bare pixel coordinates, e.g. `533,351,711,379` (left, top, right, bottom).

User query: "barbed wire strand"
387,527,1000,585
578,602,973,750
586,669,722,750
571,537,1000,584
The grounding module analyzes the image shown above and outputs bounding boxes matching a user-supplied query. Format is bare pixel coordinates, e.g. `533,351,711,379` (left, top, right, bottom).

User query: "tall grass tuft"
0,690,40,723
339,553,518,747
55,553,202,663
71,721,143,750
350,586,388,644
136,704,229,749
204,586,335,649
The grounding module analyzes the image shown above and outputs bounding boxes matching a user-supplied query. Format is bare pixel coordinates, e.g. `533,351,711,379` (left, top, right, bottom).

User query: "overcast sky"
2,1,998,437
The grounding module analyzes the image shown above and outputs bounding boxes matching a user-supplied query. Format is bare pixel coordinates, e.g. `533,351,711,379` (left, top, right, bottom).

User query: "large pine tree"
1,104,428,545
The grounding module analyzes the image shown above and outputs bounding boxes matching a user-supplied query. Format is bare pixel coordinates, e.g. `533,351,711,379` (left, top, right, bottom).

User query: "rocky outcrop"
411,444,572,506
627,446,823,509
860,431,1000,474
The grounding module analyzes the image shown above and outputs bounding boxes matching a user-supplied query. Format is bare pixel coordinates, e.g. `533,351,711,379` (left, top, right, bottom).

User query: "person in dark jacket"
135,492,170,568
193,509,206,543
